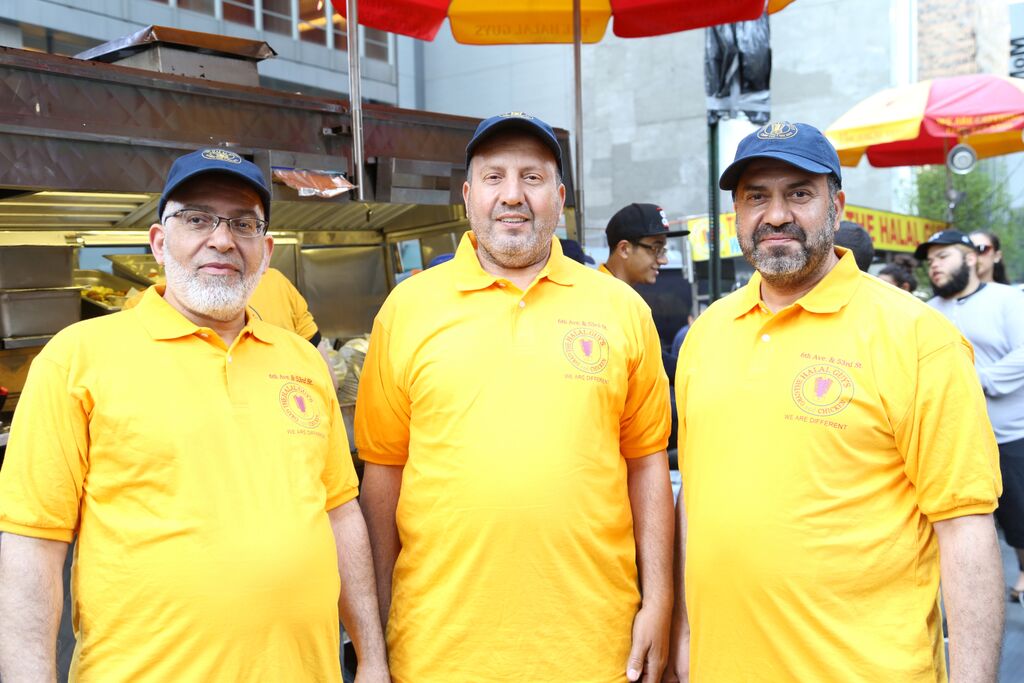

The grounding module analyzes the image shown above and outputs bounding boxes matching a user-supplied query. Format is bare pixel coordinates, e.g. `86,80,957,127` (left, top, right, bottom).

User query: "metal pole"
572,0,585,241
708,118,721,302
346,0,365,201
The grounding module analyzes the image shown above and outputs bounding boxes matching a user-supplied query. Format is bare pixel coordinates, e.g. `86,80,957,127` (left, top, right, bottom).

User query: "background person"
667,122,1005,683
0,149,388,682
877,254,918,292
357,113,673,683
919,229,1024,608
971,230,1010,284
600,203,689,286
834,220,874,271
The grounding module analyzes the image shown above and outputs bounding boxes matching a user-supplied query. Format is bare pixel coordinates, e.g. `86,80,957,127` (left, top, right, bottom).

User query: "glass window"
263,0,293,36
331,12,349,52
178,0,216,15
223,0,256,27
364,27,389,62
298,0,327,45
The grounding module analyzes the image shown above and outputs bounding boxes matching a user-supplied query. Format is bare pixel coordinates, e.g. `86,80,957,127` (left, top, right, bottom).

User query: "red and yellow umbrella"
333,0,797,44
825,73,1024,167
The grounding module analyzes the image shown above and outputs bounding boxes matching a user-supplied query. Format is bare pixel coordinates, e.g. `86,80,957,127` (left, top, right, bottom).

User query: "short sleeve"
897,333,1002,522
322,386,360,511
355,309,412,465
619,304,671,458
288,283,318,341
0,354,89,542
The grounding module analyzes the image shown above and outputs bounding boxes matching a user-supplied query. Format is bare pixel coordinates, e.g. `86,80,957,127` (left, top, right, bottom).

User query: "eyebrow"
176,203,261,218
739,180,816,193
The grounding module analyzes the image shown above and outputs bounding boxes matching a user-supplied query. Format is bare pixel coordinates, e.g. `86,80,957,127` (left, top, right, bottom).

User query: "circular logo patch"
791,364,854,416
757,121,798,140
563,328,609,374
201,149,242,164
279,382,322,429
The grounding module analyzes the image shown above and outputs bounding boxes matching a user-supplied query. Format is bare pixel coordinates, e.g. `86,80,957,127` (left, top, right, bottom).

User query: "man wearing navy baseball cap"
359,112,673,683
0,148,389,682
666,122,1004,683
601,203,689,287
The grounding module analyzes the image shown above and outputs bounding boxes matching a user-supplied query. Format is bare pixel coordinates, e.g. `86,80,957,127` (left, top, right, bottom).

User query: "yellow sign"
686,205,945,260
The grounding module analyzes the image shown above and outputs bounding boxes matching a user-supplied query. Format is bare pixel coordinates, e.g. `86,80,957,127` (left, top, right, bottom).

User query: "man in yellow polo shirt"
0,149,388,682
664,122,1005,682
356,112,674,683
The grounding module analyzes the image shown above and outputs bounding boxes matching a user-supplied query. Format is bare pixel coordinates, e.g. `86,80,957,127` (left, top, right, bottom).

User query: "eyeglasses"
632,241,668,258
165,209,268,239
975,244,991,254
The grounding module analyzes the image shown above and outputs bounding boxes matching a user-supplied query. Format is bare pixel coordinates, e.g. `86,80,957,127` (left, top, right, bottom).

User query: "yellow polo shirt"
676,249,1001,682
599,262,614,277
124,267,319,341
0,286,357,682
356,233,670,683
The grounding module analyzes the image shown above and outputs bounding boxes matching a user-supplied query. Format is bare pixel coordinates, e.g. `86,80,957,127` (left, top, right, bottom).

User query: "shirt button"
761,334,771,342
518,300,526,308
227,356,233,363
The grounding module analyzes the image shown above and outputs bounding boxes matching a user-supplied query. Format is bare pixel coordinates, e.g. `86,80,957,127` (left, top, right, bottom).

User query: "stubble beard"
740,201,837,290
469,200,560,269
931,259,972,299
163,235,266,322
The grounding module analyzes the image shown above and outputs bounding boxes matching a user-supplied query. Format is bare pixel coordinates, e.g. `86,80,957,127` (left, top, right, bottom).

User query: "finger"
626,641,647,682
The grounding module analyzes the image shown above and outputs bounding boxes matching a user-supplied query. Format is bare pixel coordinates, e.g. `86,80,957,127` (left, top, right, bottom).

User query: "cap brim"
160,167,272,221
719,151,834,191
664,229,690,238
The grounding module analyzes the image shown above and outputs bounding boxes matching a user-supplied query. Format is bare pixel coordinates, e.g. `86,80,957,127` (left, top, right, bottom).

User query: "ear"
150,223,167,264
262,235,274,274
462,180,471,210
615,240,632,258
832,189,846,229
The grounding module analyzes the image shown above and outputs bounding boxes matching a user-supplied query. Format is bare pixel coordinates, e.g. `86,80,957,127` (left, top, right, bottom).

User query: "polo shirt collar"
452,232,578,291
730,247,861,319
135,284,274,344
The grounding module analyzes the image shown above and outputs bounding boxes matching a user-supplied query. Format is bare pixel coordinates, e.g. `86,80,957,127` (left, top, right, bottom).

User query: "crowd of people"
0,112,1019,683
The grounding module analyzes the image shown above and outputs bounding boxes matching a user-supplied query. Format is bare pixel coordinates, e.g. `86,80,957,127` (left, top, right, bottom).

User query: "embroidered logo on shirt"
791,364,854,416
563,327,609,374
279,382,322,429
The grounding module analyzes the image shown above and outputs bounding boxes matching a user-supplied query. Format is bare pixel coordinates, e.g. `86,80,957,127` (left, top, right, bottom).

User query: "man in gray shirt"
918,229,1024,605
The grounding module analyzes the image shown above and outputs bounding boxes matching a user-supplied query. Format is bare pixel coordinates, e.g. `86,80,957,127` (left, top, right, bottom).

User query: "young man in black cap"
667,122,1005,683
0,149,388,682
601,203,689,287
919,228,1024,609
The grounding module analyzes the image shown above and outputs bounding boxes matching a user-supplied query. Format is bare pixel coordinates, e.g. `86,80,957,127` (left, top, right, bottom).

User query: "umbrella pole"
572,0,585,242
346,0,365,202
707,118,721,303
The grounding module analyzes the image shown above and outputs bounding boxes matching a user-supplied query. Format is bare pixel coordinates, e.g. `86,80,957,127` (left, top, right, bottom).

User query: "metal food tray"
0,245,74,289
0,286,82,337
103,254,164,286
75,270,143,315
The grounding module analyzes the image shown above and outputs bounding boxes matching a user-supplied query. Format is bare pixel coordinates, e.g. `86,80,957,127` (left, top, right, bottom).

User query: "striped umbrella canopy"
825,73,1024,167
332,0,797,44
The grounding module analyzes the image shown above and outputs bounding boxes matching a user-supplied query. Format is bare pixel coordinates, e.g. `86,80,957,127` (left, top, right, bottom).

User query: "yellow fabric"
449,0,611,45
356,233,670,683
0,286,357,682
247,267,319,340
676,250,1002,682
123,267,318,340
598,262,614,277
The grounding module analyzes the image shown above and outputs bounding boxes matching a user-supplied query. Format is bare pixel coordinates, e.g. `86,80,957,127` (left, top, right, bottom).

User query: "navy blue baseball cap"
719,121,842,191
466,112,563,175
159,148,272,224
913,229,979,260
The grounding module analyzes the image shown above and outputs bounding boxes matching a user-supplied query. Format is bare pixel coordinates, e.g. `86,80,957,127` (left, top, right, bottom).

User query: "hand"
661,620,690,683
626,603,671,682
353,658,391,683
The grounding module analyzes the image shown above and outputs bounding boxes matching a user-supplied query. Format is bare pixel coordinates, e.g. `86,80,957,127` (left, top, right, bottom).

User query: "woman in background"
970,231,1010,284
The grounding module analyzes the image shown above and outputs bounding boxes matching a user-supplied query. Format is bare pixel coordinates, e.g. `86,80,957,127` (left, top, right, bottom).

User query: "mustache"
753,223,806,245
491,203,533,220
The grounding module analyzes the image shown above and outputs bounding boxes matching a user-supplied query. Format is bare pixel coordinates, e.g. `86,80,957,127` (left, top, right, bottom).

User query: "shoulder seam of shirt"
892,339,961,435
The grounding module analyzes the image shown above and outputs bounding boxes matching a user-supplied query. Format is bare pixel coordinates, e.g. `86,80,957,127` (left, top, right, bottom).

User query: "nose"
498,177,525,206
762,193,793,228
657,252,669,265
205,220,237,252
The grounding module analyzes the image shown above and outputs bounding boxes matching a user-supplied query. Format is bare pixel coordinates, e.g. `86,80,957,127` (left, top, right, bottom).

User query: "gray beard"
741,203,837,289
163,244,266,322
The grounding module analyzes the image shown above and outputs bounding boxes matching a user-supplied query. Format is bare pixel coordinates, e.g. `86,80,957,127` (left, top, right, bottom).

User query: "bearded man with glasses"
0,149,389,682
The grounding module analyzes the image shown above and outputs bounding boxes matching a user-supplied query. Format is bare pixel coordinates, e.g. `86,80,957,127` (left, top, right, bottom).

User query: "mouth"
495,213,531,227
198,262,241,276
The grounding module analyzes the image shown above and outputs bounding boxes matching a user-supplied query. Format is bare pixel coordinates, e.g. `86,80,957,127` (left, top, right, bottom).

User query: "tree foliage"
910,162,1023,283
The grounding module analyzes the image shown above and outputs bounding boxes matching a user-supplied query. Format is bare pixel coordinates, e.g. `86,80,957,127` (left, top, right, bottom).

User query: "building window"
331,12,349,52
262,0,293,36
363,27,389,62
223,0,256,27
20,24,102,57
178,0,216,16
298,0,327,45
